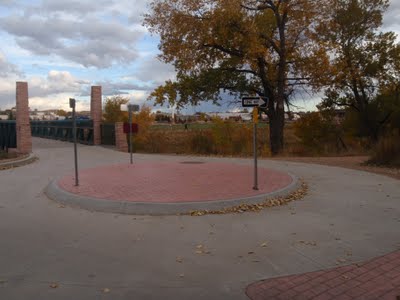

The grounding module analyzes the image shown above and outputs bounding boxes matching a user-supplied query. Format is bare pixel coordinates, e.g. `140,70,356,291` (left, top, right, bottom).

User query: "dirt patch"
271,156,400,180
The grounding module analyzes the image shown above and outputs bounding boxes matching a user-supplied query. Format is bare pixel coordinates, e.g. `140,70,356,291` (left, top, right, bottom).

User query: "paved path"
247,250,400,299
0,138,399,300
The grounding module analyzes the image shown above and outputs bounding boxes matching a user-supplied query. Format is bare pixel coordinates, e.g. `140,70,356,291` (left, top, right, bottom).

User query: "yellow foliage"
130,106,155,149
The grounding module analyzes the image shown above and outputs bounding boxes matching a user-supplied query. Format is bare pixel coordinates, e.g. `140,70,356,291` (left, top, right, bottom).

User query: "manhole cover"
180,161,205,164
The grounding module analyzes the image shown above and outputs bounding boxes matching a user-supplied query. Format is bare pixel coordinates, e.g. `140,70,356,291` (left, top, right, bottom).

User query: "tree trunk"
269,108,285,155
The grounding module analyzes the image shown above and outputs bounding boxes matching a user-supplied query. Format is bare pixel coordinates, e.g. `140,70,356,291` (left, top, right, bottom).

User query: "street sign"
123,123,139,134
242,97,268,108
69,98,76,109
128,104,140,112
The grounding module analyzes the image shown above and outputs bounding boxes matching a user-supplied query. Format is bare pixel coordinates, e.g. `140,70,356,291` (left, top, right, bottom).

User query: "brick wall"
90,86,102,145
16,82,32,154
115,122,128,152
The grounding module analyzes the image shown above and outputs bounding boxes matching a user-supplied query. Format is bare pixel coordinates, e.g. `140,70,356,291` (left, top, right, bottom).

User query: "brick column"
115,122,128,152
90,86,102,145
16,82,32,154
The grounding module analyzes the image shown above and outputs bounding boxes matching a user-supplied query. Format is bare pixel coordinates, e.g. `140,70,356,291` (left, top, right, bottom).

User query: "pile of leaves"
188,180,308,216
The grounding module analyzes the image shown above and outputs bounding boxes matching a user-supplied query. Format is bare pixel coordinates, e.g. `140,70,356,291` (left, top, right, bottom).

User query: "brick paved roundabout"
0,138,399,300
46,161,297,215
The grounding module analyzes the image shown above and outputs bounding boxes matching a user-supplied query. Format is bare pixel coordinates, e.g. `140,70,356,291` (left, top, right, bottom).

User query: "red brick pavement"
246,250,400,300
59,162,293,203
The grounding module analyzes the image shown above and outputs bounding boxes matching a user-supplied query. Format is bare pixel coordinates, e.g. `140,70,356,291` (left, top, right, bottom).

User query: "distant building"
29,109,66,120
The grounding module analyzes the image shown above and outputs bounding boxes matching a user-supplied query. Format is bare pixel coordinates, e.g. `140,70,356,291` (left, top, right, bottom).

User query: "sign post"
253,107,258,190
241,96,268,190
127,104,140,165
69,98,79,186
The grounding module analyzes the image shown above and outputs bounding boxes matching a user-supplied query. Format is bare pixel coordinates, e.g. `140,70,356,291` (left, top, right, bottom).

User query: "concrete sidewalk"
0,138,399,300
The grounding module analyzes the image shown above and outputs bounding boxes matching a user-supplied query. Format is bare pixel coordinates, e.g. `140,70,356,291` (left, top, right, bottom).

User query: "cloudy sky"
0,0,399,113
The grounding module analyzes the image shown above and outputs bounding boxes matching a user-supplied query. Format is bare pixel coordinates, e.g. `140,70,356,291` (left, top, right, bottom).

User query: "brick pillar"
115,122,128,152
16,82,32,154
90,86,102,145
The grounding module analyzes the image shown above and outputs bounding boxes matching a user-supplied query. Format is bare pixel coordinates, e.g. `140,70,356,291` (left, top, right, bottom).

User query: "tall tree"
103,96,129,123
319,0,398,140
145,0,328,154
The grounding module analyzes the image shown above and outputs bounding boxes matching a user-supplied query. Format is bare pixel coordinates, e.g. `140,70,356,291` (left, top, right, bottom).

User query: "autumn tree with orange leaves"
145,0,329,155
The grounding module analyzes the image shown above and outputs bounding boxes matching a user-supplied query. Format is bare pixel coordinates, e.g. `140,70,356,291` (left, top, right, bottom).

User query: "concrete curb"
44,173,300,216
0,153,37,169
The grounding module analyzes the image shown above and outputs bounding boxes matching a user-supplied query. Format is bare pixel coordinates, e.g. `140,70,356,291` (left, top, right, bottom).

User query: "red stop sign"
123,123,139,134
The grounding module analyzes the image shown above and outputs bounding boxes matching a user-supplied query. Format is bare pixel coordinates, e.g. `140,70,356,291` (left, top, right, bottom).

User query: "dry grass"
134,121,400,180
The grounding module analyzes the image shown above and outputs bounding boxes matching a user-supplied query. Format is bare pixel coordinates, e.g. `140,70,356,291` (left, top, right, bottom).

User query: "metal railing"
0,120,16,151
31,120,94,145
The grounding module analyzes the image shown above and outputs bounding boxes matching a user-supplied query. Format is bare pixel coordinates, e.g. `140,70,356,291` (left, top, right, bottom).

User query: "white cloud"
0,3,144,68
0,70,91,110
0,80,16,110
384,1,400,29
133,57,176,86
0,52,21,76
28,70,88,98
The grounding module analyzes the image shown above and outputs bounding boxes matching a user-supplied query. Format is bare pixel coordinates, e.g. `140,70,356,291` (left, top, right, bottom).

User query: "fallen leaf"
297,241,317,246
185,181,308,216
196,245,204,249
195,250,203,255
248,251,255,255
49,283,59,289
337,258,346,263
176,257,183,263
58,205,65,208
179,273,185,278
252,260,260,263
209,231,214,235
102,288,111,293
260,242,268,248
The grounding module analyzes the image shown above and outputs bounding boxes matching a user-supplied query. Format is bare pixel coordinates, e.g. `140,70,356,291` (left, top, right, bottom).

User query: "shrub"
368,133,400,167
190,130,215,154
293,111,347,155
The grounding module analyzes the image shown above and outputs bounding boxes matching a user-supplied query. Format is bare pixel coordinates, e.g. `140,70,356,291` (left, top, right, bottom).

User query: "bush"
368,133,400,167
293,111,345,155
190,131,215,154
